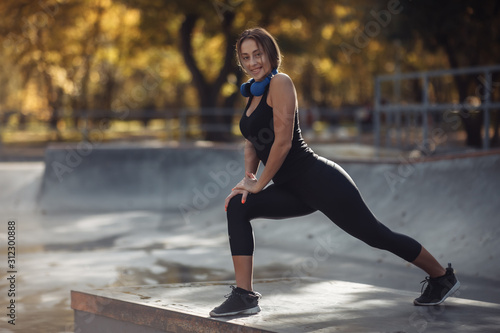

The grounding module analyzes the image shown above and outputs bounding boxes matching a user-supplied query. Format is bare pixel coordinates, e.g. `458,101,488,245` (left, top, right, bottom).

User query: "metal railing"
374,65,500,155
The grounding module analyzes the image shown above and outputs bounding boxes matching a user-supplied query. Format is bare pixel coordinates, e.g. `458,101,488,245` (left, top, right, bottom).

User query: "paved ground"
0,143,499,332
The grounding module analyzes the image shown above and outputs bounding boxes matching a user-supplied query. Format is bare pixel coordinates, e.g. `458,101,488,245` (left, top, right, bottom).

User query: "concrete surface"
38,143,245,213
1,143,499,332
36,144,500,284
71,278,500,333
0,162,44,213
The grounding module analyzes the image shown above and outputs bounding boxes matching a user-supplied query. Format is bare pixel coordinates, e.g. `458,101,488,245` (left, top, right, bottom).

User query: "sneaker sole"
413,280,461,306
209,305,261,317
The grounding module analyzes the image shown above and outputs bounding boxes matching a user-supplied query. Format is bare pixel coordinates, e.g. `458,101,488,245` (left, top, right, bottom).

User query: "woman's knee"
352,222,392,250
362,235,387,250
226,194,246,217
358,226,421,262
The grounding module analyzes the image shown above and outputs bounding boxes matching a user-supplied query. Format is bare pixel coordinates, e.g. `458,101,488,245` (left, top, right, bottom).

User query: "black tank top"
239,85,317,185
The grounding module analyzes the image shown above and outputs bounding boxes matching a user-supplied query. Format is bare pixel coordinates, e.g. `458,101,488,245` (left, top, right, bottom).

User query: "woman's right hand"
225,187,249,211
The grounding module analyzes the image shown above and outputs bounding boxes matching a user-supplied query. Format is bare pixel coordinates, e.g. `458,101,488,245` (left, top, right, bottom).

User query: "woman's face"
240,38,272,82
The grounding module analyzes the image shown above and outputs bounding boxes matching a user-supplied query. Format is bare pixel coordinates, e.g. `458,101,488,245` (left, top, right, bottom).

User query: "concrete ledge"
72,290,273,333
39,145,243,213
71,278,500,333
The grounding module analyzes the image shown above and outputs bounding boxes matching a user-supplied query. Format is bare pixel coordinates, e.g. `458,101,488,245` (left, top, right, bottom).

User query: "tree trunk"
462,110,483,148
38,28,61,141
444,41,483,148
491,109,499,147
77,4,103,138
454,76,483,147
179,12,236,142
221,70,244,142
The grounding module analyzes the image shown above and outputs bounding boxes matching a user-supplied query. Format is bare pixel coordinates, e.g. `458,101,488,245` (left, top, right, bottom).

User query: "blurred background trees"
0,0,498,146
392,0,500,147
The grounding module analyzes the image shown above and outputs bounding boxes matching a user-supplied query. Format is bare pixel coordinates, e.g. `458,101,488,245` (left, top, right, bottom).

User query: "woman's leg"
232,256,254,291
289,158,444,275
412,247,446,278
287,158,460,306
226,184,316,291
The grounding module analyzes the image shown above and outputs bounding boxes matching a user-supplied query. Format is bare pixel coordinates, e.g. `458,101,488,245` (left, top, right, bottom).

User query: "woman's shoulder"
267,72,296,109
271,72,292,83
269,72,294,92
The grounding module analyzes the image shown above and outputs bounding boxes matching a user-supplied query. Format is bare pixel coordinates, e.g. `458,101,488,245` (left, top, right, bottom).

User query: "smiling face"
239,38,273,82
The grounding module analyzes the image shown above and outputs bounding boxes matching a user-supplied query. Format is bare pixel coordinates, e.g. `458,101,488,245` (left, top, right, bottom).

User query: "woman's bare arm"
244,139,260,175
252,73,296,192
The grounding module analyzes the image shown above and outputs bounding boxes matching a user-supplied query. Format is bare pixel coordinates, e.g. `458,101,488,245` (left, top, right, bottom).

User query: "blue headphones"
240,68,278,97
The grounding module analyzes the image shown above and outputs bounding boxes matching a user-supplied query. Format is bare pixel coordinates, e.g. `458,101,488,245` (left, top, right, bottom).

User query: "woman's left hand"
233,171,261,194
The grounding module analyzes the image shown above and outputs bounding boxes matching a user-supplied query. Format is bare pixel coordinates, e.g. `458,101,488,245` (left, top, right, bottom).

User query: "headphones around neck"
240,68,278,97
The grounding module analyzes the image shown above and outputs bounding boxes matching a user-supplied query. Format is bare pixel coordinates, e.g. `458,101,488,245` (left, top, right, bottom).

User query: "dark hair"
236,27,282,72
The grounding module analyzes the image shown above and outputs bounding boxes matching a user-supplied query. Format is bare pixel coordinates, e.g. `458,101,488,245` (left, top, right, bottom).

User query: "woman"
209,27,460,317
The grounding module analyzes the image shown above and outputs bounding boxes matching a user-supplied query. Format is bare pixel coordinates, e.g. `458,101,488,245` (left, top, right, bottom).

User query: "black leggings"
227,157,422,262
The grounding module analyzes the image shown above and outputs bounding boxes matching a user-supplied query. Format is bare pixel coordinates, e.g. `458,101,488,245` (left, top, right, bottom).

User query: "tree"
0,0,171,140
179,7,237,141
0,0,85,138
0,0,112,138
120,0,363,141
118,0,244,141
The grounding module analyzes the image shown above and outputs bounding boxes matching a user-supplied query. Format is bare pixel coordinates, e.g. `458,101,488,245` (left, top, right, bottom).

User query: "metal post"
483,71,492,150
422,75,429,148
394,42,402,148
165,109,170,142
0,114,2,151
82,109,89,141
385,110,391,148
395,108,402,148
180,108,187,142
374,77,381,158
402,110,407,147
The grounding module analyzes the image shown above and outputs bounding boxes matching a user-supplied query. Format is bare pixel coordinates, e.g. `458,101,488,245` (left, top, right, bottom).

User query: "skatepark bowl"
1,142,500,332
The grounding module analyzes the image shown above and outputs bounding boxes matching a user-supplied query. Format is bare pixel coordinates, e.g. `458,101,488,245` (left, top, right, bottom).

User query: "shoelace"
420,276,432,295
224,285,238,299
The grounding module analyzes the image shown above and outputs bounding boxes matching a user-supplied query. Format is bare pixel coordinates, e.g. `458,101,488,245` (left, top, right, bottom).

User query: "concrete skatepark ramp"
38,144,245,213
38,144,500,216
24,144,500,283
36,144,500,287
2,143,500,332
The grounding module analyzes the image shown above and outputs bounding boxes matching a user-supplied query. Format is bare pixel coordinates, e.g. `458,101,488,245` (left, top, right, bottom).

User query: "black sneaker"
414,263,460,306
209,286,261,317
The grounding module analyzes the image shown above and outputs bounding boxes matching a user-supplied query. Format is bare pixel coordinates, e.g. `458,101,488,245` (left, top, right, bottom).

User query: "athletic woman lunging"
210,27,460,317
